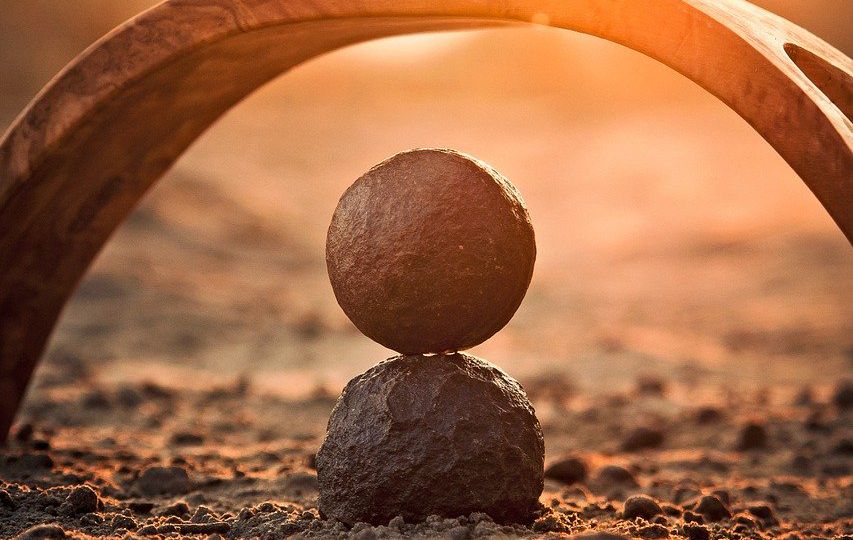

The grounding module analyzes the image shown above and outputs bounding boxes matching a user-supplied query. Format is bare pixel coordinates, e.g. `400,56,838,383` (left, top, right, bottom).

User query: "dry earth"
1,2,852,538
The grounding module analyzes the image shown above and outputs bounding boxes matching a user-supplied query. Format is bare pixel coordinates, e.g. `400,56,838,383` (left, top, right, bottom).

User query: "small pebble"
637,523,668,538
31,440,50,451
136,525,158,536
15,524,67,539
169,431,204,446
832,437,853,454
821,462,849,476
532,509,573,533
622,427,664,452
140,382,174,399
833,379,853,409
591,465,639,492
191,505,215,523
794,386,814,406
695,495,731,522
635,375,667,396
622,495,663,520
111,514,137,531
36,494,61,509
662,504,681,517
136,466,190,495
710,489,730,506
804,409,830,432
79,513,102,526
128,501,155,514
682,524,710,540
695,407,723,424
82,389,111,409
791,454,812,473
159,500,190,517
116,386,143,408
545,456,588,485
737,422,768,450
63,486,99,515
734,514,756,528
682,511,704,524
747,503,776,523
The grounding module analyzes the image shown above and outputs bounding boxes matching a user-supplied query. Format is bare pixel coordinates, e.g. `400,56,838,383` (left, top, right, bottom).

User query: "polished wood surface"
0,0,850,440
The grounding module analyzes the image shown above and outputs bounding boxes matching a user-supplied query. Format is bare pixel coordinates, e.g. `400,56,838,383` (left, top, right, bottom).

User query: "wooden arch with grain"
0,0,851,440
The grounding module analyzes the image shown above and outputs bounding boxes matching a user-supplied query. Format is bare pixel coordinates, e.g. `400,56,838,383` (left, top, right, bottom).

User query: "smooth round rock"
694,495,732,522
316,353,544,525
545,456,588,485
622,495,663,520
326,149,536,354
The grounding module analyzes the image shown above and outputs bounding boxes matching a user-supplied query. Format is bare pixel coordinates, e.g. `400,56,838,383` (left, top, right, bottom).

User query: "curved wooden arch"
0,0,851,440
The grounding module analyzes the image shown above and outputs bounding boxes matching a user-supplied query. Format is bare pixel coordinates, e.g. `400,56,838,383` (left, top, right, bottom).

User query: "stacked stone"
318,149,543,525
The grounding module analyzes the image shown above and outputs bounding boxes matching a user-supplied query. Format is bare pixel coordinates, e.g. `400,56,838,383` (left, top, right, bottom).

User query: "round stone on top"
326,148,536,354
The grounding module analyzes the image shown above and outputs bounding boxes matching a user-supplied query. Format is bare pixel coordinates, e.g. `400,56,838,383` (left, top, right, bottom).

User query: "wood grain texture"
0,0,850,440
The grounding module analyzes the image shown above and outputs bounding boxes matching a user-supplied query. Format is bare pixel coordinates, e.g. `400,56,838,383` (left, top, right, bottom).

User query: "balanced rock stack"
318,149,544,525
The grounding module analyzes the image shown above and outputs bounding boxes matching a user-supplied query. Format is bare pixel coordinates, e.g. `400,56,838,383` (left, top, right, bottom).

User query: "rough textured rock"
326,149,536,354
316,353,544,525
61,486,98,515
682,524,711,540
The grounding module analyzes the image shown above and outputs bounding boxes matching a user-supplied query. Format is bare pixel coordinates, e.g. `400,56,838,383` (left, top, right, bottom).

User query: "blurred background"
1,0,851,405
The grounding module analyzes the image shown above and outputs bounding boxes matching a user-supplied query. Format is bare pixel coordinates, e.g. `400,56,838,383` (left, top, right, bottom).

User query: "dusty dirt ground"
1,1,852,538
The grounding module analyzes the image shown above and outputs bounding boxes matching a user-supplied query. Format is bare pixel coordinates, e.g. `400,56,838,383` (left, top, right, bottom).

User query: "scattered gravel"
1,364,849,539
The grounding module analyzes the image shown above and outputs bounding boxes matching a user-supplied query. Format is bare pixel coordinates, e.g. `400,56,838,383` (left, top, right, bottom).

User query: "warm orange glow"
0,1,850,538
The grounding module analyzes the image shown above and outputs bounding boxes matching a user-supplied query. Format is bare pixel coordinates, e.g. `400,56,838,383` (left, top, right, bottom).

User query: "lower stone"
317,353,544,525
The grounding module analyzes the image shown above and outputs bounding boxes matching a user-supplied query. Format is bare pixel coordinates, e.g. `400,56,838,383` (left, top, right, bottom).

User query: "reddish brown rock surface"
326,149,536,354
316,353,544,525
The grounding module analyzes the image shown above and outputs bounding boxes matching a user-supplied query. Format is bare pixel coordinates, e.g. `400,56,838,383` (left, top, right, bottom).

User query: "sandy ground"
1,1,852,538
